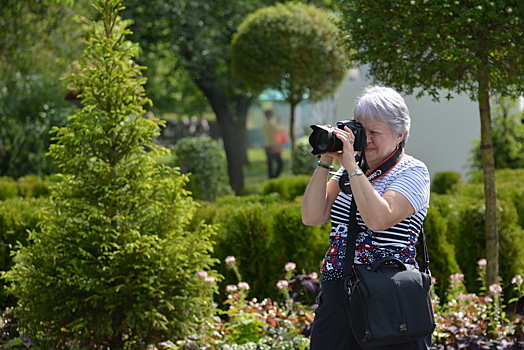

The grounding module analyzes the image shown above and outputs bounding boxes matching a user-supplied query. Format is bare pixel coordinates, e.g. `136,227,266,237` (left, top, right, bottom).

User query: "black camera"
309,120,367,156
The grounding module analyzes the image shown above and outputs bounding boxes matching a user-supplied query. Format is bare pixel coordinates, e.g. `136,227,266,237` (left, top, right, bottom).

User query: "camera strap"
339,147,403,194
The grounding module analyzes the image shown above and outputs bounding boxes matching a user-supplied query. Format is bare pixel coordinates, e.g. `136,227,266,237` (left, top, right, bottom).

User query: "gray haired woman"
302,86,431,349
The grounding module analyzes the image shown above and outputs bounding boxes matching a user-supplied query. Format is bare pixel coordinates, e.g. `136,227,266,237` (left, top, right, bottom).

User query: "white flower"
285,262,296,272
238,282,250,290
226,284,238,292
204,276,215,283
276,280,289,289
197,271,208,278
512,275,523,285
489,284,502,294
225,256,236,264
477,259,487,267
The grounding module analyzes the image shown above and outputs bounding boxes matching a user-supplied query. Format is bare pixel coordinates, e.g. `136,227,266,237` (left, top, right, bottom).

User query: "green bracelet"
317,161,334,170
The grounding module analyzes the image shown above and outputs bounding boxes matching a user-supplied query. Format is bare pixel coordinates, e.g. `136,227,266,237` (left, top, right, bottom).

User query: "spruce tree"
4,0,219,348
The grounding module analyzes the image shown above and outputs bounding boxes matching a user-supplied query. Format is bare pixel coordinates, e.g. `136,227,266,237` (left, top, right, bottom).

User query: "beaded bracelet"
317,161,334,170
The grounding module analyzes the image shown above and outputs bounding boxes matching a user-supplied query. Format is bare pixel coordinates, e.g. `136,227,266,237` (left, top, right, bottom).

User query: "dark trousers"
265,146,283,179
309,279,432,350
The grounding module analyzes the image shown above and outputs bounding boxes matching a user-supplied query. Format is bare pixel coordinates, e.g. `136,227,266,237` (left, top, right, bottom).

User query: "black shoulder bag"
341,159,436,347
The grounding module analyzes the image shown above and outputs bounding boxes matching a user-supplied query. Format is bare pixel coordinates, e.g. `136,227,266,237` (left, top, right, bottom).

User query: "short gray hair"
353,86,410,147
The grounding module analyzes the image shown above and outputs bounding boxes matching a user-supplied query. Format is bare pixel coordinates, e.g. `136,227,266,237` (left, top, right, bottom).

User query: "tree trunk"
477,67,499,288
196,82,250,193
289,100,298,152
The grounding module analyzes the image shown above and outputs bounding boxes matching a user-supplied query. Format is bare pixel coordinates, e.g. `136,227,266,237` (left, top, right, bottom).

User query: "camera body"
309,120,367,156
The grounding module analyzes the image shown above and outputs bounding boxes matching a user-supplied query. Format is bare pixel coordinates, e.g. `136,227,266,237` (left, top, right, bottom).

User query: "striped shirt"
320,155,430,282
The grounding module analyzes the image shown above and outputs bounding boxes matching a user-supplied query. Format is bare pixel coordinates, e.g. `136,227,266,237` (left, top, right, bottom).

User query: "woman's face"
358,118,404,170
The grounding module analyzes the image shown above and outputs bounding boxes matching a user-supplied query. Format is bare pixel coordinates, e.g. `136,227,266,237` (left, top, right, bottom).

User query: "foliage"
469,98,524,171
291,137,318,176
190,196,329,304
122,0,268,193
231,2,347,101
231,2,347,149
0,0,87,80
0,176,53,201
424,195,462,300
132,42,211,117
122,0,344,192
339,0,524,290
0,197,48,308
0,74,76,178
3,1,219,349
174,136,233,202
262,175,311,201
339,0,524,100
431,171,461,195
0,1,90,179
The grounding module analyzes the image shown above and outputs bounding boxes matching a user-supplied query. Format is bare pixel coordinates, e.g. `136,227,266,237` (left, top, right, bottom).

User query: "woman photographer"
302,86,431,349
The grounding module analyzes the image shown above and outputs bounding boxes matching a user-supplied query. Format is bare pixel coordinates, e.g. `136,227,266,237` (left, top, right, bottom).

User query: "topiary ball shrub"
175,136,233,202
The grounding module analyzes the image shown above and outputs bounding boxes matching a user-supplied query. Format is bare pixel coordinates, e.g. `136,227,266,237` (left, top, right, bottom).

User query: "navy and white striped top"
319,155,430,282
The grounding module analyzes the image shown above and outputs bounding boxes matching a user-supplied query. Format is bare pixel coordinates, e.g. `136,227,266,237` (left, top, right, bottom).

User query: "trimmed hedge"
191,194,329,305
3,171,524,310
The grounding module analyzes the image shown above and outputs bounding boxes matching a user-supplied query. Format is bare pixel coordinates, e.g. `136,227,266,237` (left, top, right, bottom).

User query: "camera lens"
316,130,330,151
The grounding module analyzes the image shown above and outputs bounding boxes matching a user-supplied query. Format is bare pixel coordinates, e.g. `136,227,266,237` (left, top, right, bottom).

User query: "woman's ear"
397,132,406,146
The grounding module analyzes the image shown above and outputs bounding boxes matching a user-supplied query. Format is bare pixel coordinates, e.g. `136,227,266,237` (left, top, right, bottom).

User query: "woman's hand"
328,126,359,172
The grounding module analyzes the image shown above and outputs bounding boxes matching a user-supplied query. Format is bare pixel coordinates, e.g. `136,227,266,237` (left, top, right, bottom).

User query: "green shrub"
16,175,50,198
3,2,219,348
262,175,311,201
191,197,328,304
0,177,18,201
292,136,317,175
0,197,48,308
424,195,462,300
431,171,461,194
175,136,233,202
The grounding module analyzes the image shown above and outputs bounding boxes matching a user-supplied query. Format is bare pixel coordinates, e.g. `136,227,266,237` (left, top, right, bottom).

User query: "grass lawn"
243,147,291,194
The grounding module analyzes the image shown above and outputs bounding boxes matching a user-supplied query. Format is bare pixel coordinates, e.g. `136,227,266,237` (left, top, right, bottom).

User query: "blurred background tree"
469,98,524,171
122,0,339,193
0,0,92,178
230,2,347,152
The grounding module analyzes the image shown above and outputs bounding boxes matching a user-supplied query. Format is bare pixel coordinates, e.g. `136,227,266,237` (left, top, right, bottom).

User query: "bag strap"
342,196,359,278
341,196,430,278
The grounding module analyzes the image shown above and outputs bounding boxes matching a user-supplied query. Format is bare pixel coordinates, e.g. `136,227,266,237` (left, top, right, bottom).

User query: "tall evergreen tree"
4,0,218,348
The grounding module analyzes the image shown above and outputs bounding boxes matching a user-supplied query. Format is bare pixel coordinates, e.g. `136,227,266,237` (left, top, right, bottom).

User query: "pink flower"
285,262,296,272
197,271,208,278
449,273,464,283
310,272,318,280
512,275,523,285
225,256,236,264
204,276,215,283
226,284,238,292
238,282,250,290
478,259,487,267
489,284,503,294
276,280,289,289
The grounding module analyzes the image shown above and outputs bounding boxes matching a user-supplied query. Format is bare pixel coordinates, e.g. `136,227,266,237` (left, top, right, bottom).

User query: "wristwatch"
349,167,364,179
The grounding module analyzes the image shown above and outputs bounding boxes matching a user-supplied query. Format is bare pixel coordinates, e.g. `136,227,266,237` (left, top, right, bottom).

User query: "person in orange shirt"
262,109,284,179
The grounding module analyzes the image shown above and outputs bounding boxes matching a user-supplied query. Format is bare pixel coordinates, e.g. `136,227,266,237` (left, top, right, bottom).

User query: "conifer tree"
4,0,219,348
